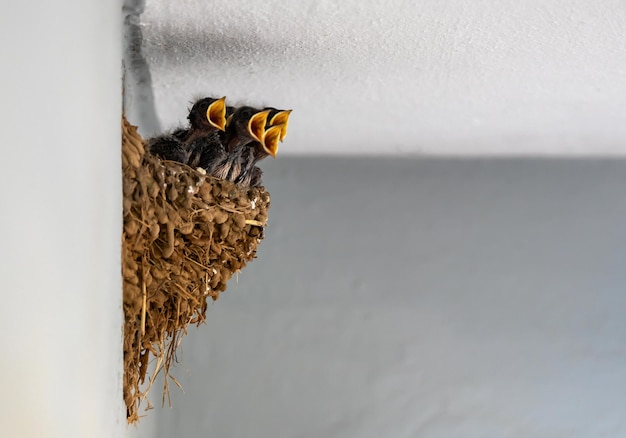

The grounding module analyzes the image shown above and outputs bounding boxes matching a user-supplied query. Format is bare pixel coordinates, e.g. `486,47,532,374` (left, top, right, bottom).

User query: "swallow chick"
210,108,273,183
220,106,270,153
146,96,227,166
213,124,280,187
234,124,282,187
183,96,227,136
146,134,188,163
183,97,228,168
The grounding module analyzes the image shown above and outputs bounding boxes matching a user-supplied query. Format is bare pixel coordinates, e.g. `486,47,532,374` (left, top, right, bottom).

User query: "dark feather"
147,135,188,163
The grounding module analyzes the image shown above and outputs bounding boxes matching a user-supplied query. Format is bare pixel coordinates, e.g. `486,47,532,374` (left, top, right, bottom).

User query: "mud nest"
122,117,270,423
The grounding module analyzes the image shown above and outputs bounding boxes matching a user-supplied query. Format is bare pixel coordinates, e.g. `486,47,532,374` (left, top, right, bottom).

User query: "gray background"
128,157,626,437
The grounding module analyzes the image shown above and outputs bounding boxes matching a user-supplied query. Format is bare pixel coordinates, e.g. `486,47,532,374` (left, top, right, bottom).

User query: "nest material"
122,117,270,423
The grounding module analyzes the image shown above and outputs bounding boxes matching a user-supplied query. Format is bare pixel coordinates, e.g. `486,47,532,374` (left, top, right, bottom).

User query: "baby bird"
181,97,227,168
147,97,290,188
236,124,282,187
146,134,188,163
220,106,270,153
211,107,270,181
214,124,281,187
147,96,227,166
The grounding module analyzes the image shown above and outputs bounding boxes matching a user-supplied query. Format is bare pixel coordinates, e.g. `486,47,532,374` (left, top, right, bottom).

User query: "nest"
122,117,270,423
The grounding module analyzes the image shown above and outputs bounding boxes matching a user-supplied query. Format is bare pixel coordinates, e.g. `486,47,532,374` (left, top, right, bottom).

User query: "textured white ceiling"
133,0,626,155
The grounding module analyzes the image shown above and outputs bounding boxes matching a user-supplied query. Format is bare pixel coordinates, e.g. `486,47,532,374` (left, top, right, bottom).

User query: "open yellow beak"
247,110,271,143
262,125,281,158
206,96,227,131
269,109,292,141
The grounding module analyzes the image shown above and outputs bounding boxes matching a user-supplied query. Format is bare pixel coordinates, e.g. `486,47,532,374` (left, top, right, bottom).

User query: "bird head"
188,97,227,132
226,107,270,145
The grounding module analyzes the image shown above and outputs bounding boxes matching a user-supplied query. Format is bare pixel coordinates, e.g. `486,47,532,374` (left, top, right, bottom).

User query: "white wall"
135,0,626,155
128,157,626,437
0,1,124,436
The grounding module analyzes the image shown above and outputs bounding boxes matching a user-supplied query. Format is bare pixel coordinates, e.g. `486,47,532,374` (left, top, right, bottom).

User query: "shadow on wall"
142,22,305,67
123,0,160,135
123,7,306,136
